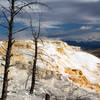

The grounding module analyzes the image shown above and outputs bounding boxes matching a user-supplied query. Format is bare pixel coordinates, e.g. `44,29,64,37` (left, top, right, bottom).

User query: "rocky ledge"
0,65,100,100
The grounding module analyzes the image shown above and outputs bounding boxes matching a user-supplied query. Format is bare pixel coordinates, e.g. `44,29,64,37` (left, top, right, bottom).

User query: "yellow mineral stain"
65,67,100,94
57,48,66,55
55,66,59,73
13,43,32,49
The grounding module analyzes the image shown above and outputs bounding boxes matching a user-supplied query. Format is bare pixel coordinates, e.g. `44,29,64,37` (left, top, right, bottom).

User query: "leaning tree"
0,0,48,100
29,13,42,94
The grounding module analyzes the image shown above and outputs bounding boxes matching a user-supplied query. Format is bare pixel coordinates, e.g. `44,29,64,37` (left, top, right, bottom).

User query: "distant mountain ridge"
65,40,100,50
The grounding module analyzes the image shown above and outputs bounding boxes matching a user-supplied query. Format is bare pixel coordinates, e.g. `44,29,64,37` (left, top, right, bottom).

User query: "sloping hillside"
0,40,100,100
87,48,100,58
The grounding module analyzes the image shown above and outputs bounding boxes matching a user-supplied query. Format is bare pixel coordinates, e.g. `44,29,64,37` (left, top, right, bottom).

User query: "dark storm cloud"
42,0,100,24
40,0,100,41
0,0,100,41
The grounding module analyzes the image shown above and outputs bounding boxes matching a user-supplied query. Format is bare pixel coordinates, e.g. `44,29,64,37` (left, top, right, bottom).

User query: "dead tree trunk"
30,38,38,94
45,93,50,100
29,12,41,94
0,0,48,98
1,0,15,100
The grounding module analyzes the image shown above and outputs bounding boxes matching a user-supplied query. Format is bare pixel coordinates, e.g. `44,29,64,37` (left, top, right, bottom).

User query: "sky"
0,0,100,41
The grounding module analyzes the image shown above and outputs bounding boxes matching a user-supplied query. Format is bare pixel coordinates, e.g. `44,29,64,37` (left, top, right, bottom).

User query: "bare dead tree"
0,1,16,100
29,14,41,94
45,93,50,100
0,0,48,100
